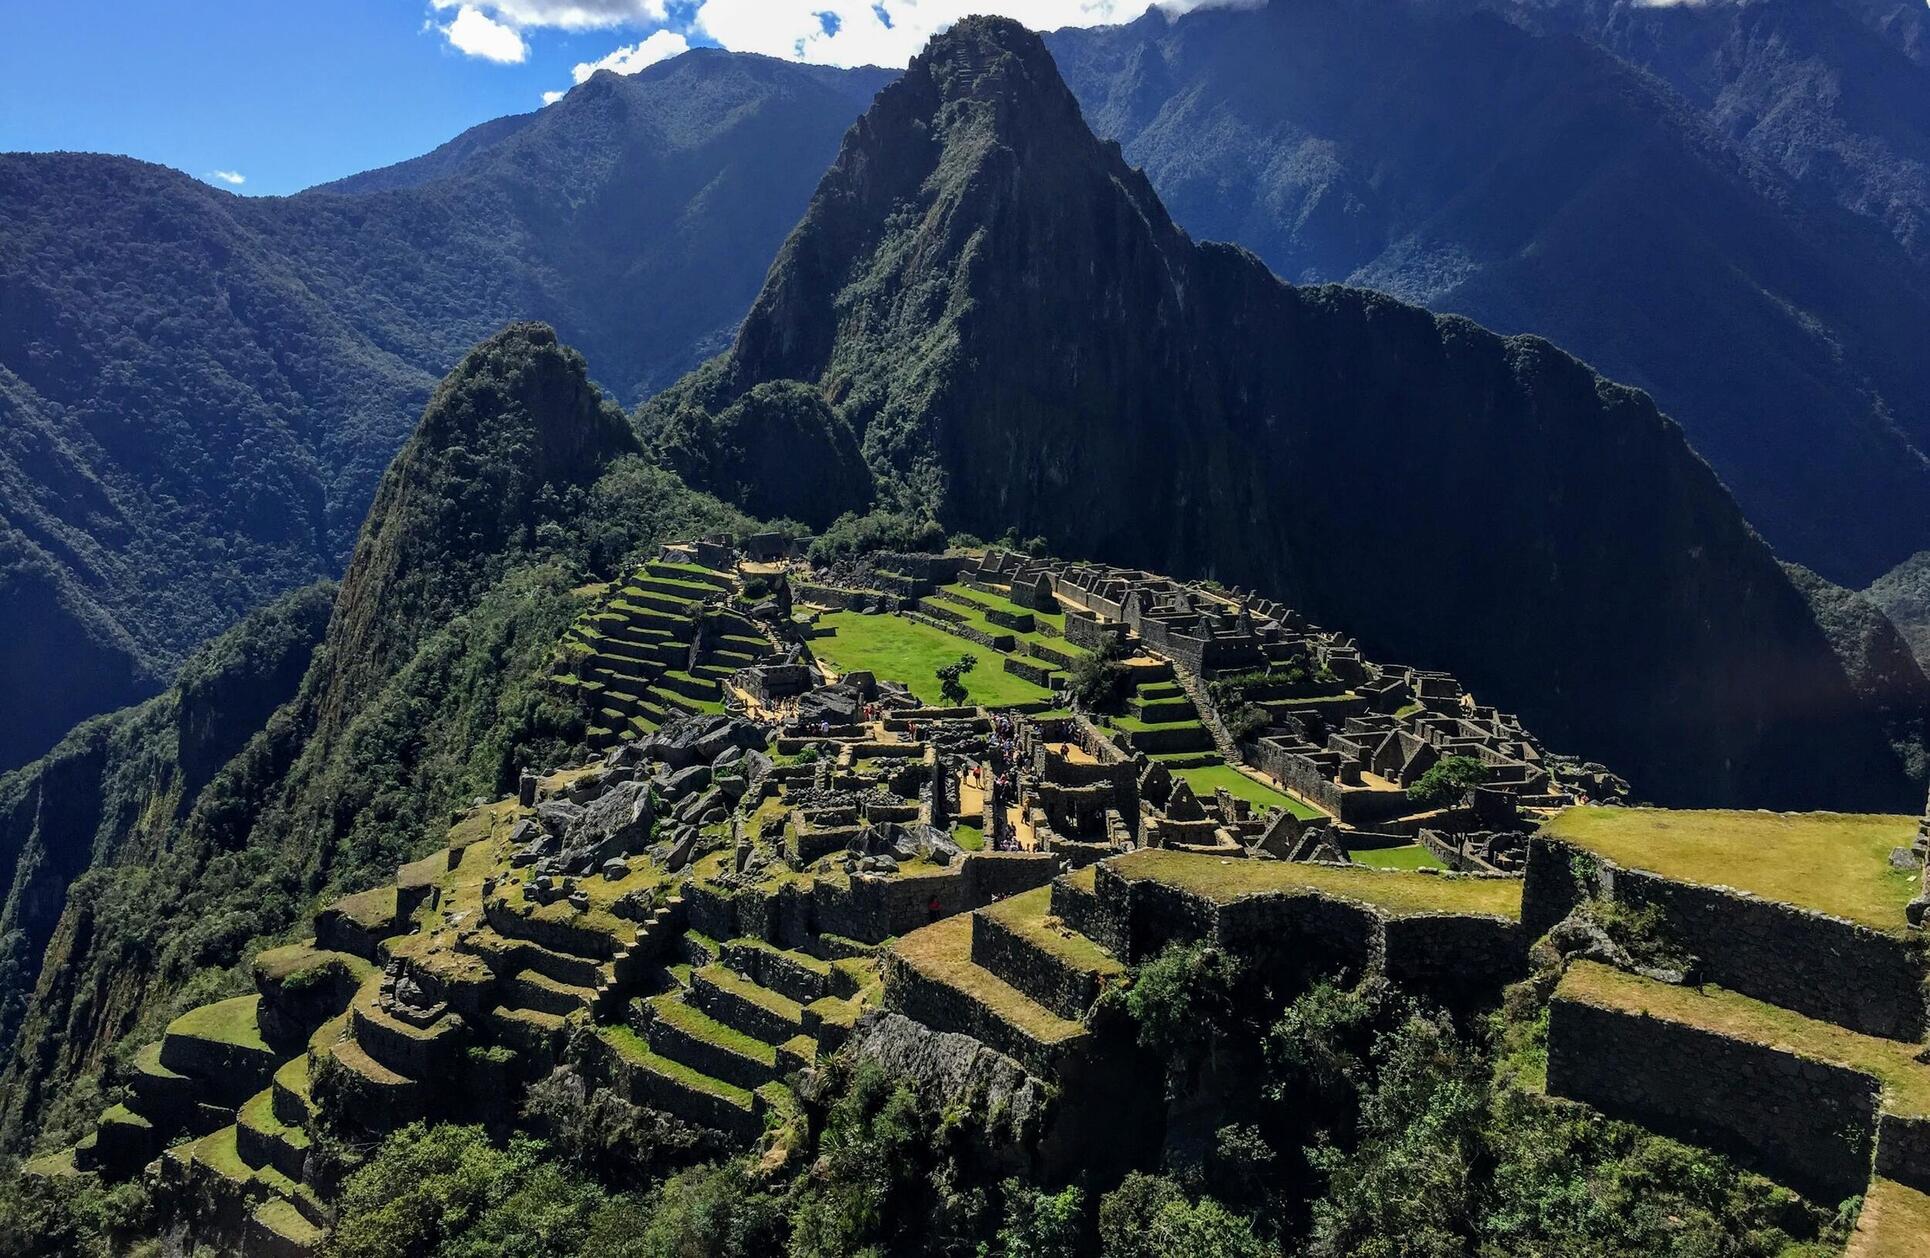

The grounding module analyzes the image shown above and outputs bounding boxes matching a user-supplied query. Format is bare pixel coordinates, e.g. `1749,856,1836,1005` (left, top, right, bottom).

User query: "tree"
1068,639,1129,712
1406,755,1488,808
994,1179,1083,1258
937,654,977,705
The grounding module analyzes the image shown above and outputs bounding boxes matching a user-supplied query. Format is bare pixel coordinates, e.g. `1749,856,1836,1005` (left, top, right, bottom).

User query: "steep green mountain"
653,15,1918,812
1045,0,1930,586
1785,562,1930,785
1867,549,1930,670
0,323,752,1147
0,51,889,774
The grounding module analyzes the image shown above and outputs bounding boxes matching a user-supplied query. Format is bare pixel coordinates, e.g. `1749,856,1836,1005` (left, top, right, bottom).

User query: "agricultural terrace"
1557,961,1930,1115
1108,848,1523,920
1543,807,1920,933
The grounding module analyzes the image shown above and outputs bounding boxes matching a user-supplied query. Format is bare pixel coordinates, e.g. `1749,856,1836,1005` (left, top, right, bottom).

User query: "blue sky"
0,1,1193,197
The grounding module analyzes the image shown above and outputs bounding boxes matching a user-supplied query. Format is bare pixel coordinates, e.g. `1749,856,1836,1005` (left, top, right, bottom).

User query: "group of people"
967,712,1027,851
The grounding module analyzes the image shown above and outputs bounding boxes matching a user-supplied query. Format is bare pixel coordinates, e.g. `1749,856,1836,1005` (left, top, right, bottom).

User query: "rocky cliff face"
694,15,1920,810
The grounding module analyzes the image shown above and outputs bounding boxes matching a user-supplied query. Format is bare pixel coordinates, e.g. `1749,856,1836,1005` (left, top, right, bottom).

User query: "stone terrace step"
270,1055,312,1128
720,937,841,1004
160,994,278,1107
1846,1178,1930,1258
690,964,804,1046
236,1087,310,1182
594,1025,759,1141
313,1012,425,1126
884,914,1087,1079
248,1197,324,1258
348,982,464,1078
644,994,781,1089
1550,960,1930,1203
503,968,597,1017
486,1005,567,1066
969,886,1124,1022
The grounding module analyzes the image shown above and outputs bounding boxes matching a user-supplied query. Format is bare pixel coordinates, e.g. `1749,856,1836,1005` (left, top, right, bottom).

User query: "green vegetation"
167,994,268,1052
937,653,978,705
1350,845,1448,872
1067,644,1130,712
1176,764,1323,821
810,612,1051,707
802,510,947,565
1543,807,1921,932
1405,755,1488,808
892,916,1084,1043
1109,848,1522,920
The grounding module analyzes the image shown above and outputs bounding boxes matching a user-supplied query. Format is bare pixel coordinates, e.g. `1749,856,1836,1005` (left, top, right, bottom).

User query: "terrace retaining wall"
1524,838,1928,1041
1547,994,1879,1202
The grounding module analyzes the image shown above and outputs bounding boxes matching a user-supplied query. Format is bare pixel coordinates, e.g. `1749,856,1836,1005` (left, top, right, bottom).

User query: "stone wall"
686,852,1056,949
1086,861,1526,1004
905,608,1017,653
1547,995,1879,1202
1524,838,1928,1041
1877,1113,1930,1192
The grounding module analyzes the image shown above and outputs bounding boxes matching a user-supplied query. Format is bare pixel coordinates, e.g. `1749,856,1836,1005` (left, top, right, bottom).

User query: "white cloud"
542,89,568,104
431,0,669,32
442,5,529,61
689,0,1214,69
572,28,689,80
207,170,246,186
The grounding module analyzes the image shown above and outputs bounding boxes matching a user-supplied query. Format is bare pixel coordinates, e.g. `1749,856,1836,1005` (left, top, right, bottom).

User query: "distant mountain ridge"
653,14,1922,811
0,51,890,773
1046,0,1930,586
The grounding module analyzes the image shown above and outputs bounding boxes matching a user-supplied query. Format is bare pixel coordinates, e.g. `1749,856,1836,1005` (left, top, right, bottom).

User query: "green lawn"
952,820,985,851
1543,807,1920,933
1352,844,1448,871
1111,848,1523,920
810,612,1053,708
1178,764,1325,821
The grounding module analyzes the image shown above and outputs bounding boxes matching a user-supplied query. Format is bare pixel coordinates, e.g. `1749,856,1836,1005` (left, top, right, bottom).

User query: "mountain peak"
686,20,1921,810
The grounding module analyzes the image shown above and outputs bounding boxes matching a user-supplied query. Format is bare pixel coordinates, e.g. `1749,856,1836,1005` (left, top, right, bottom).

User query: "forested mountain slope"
654,15,1921,812
1046,0,1930,586
0,52,888,773
0,324,753,1148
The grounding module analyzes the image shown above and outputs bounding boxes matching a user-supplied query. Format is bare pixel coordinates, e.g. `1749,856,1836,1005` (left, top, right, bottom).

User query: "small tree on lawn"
1406,755,1488,809
937,654,977,705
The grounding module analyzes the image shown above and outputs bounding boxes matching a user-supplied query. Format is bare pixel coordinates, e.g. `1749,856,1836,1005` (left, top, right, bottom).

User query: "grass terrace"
1849,1179,1930,1258
1109,848,1523,920
1557,961,1930,1115
892,915,1085,1044
1352,844,1449,871
1177,763,1325,821
809,611,1053,708
168,994,269,1052
1543,807,1920,933
977,886,1123,976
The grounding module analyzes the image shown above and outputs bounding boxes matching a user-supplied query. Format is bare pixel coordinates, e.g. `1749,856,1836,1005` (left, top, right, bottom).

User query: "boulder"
660,764,711,804
797,685,861,726
537,800,584,837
